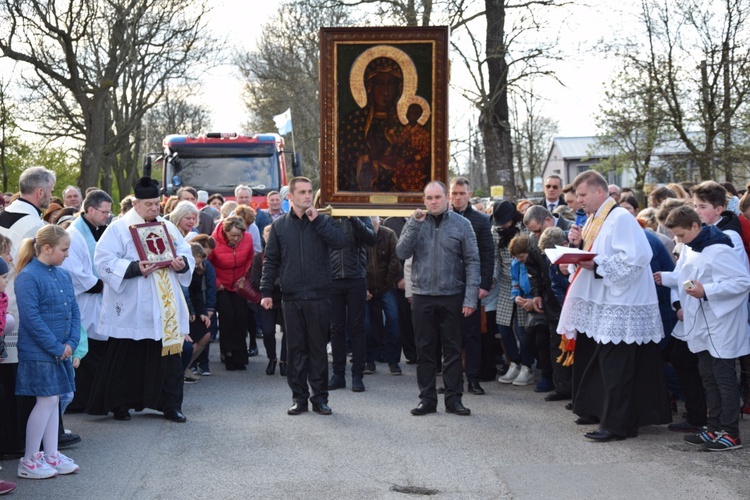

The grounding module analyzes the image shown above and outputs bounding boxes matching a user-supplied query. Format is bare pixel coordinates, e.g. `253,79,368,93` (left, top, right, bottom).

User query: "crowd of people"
0,166,747,492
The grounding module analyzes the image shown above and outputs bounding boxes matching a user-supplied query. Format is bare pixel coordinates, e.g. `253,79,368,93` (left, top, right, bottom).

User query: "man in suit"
524,205,572,238
541,175,566,212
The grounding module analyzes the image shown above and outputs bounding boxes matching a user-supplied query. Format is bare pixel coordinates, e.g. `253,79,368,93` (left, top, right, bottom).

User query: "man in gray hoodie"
396,181,480,416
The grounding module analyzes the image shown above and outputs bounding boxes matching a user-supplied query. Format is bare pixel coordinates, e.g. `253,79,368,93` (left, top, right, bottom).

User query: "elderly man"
236,184,270,235
397,181,480,416
559,170,671,441
62,185,83,211
264,191,286,221
541,175,566,212
608,184,622,203
522,205,573,401
88,177,194,423
61,190,114,412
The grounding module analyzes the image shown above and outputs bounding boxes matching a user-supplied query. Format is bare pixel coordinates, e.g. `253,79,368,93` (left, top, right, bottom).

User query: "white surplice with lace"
557,206,664,345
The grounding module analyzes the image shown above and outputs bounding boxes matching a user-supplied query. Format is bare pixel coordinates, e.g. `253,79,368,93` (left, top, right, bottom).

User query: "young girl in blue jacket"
14,225,80,479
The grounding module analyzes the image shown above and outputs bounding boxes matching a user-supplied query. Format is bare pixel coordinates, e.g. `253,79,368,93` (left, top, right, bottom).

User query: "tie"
548,203,555,212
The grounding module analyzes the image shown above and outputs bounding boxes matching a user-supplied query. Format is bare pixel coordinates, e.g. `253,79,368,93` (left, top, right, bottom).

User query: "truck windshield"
168,144,279,194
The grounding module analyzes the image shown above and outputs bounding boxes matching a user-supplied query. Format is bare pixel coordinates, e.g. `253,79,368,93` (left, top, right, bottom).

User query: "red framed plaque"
319,26,450,215
129,221,177,268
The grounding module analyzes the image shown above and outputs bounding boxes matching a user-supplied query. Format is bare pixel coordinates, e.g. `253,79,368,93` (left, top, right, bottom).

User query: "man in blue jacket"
397,181,480,416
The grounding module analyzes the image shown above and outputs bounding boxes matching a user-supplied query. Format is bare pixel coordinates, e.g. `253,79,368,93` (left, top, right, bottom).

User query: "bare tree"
638,0,750,182
595,61,668,198
0,0,218,194
327,0,434,25
510,85,558,195
236,0,352,183
449,1,566,200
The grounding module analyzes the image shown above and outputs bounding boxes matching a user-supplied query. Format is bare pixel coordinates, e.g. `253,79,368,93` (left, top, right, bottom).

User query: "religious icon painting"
319,26,449,215
129,221,177,268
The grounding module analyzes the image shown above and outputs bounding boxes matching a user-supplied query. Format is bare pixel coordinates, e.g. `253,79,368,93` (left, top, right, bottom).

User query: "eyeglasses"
94,208,112,215
609,192,618,196
545,185,560,189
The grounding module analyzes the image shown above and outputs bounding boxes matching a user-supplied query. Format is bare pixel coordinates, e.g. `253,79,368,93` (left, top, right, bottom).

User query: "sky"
203,0,634,139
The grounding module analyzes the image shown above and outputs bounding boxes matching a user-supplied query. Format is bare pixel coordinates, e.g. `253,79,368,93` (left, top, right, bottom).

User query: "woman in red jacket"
209,216,254,370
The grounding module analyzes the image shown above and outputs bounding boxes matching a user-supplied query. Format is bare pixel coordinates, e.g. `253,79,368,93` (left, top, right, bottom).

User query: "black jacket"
453,204,494,292
330,216,377,280
260,211,346,301
525,244,562,322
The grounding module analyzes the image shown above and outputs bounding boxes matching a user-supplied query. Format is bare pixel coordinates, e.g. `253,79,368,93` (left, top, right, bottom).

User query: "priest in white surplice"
87,178,194,423
60,189,113,412
558,170,671,441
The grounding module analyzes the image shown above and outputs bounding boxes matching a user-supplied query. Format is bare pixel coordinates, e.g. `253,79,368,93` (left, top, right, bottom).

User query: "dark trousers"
411,293,464,406
68,338,107,412
548,321,572,396
216,291,249,368
365,289,401,364
670,338,707,425
397,288,417,362
571,332,596,402
525,321,553,382
697,351,740,436
260,307,286,362
283,298,331,405
330,278,367,379
461,300,482,382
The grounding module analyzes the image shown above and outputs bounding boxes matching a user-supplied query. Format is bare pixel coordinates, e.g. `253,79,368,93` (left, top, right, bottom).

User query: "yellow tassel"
562,351,574,367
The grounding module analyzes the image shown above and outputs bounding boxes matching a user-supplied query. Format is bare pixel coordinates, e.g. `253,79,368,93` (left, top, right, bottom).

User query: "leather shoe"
467,381,485,395
445,402,471,416
164,409,187,423
328,374,346,390
410,402,437,416
544,391,572,402
279,362,288,377
564,402,573,411
113,408,131,421
287,402,308,415
58,432,81,450
266,359,277,376
575,416,600,425
584,429,625,442
312,402,332,415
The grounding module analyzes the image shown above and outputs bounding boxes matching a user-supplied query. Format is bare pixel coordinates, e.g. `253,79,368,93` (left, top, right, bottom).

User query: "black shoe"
279,362,288,377
266,359,277,375
363,362,376,374
389,363,402,375
667,420,704,433
113,408,131,421
164,409,187,423
575,416,600,425
446,402,471,416
584,429,625,442
565,402,573,411
544,391,572,402
405,358,417,365
287,402,308,415
329,374,346,390
247,347,259,357
467,381,485,395
351,376,365,392
312,402,332,415
410,402,437,416
58,432,81,450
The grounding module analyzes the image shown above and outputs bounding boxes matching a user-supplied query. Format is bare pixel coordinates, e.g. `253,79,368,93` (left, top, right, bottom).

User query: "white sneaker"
45,451,79,475
512,365,534,386
498,362,520,384
17,452,57,479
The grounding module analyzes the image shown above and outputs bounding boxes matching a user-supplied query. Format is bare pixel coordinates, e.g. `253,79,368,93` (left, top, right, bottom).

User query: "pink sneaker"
17,452,57,479
0,480,16,494
45,451,79,475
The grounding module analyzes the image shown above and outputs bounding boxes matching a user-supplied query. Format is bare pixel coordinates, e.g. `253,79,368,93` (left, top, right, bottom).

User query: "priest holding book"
558,170,671,441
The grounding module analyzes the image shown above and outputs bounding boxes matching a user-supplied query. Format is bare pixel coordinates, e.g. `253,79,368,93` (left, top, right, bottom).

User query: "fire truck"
156,132,300,209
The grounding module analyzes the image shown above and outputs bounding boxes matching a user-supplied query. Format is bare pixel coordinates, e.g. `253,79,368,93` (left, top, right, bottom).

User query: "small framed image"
129,221,177,268
319,26,449,215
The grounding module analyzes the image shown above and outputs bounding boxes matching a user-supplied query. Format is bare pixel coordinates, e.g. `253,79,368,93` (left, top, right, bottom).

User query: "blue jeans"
365,289,401,364
497,312,534,368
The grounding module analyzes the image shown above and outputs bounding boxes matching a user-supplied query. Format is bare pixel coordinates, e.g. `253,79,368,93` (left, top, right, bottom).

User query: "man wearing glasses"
61,190,114,412
541,175,567,212
608,184,622,203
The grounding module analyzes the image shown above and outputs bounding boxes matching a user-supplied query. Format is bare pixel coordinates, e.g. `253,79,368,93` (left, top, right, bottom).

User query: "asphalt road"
2,336,748,499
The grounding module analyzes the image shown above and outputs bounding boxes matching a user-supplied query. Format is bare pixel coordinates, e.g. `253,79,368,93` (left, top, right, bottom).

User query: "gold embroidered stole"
581,197,617,252
153,267,182,356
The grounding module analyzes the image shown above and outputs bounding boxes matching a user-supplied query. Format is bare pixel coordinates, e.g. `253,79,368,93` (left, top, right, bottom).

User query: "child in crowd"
189,235,217,375
14,225,80,477
657,206,750,451
0,257,16,496
504,234,536,386
184,243,214,382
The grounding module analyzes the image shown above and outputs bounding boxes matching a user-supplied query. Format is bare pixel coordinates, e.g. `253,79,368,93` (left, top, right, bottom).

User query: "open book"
543,245,597,265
